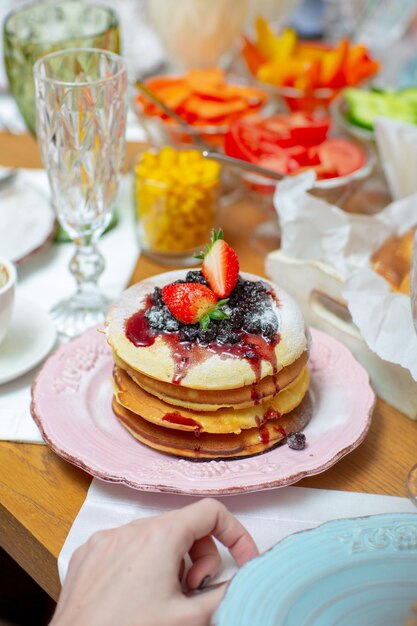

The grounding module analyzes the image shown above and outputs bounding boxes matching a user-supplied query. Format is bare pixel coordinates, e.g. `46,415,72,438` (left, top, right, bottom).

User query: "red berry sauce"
125,296,155,348
162,412,202,436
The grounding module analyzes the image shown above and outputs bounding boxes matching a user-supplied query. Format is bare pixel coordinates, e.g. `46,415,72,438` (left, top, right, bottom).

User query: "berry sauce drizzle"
124,289,280,385
125,296,155,348
162,412,202,436
251,385,261,405
162,335,205,385
256,409,285,445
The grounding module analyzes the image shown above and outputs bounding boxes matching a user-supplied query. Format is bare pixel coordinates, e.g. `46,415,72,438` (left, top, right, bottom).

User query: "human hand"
51,498,259,626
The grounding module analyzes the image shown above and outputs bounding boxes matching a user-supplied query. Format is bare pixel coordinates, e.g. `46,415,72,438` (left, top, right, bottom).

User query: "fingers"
178,558,186,582
170,498,259,566
186,535,221,589
185,582,228,626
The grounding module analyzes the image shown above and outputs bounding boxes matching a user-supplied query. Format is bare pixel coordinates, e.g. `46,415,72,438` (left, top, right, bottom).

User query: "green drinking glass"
3,0,120,136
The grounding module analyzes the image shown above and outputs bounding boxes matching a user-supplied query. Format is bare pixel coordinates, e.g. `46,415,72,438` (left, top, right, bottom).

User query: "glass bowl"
132,74,271,150
238,34,380,115
330,92,375,142
241,139,376,212
242,139,376,255
132,96,230,149
132,146,221,265
267,83,339,114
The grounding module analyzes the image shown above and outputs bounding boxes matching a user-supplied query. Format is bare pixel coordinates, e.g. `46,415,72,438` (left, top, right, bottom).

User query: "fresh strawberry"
196,229,240,298
162,282,229,329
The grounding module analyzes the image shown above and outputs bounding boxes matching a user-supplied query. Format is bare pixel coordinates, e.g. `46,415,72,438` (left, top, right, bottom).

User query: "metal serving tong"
135,81,285,182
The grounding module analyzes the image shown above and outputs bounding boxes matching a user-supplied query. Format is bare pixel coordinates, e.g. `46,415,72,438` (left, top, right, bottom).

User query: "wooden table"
1,132,416,602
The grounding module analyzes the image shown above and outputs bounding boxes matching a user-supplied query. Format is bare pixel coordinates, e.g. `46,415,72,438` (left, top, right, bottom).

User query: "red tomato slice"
225,120,293,162
225,114,352,182
290,123,329,146
313,138,365,176
285,145,310,165
260,113,331,146
258,152,290,175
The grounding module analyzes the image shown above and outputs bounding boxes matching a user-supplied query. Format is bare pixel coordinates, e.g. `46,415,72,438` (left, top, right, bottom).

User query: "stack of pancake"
105,271,311,460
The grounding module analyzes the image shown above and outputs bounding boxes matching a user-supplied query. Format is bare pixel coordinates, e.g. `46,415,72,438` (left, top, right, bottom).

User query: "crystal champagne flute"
406,229,417,504
34,48,127,339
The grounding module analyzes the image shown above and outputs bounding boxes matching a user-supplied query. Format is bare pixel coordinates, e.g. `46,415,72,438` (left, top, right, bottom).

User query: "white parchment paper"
274,171,417,380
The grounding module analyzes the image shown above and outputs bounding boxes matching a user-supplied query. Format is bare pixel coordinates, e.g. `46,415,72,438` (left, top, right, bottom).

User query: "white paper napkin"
272,175,417,380
375,117,417,200
58,479,417,585
0,169,139,443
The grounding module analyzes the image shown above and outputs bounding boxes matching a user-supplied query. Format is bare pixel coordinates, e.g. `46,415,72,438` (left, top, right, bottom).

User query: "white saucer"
0,297,57,384
0,177,56,264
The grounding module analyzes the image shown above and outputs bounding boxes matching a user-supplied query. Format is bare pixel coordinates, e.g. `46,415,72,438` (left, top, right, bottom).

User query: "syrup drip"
251,385,261,405
273,425,287,438
264,407,282,421
125,296,155,347
162,335,207,385
272,373,280,395
162,412,202,436
205,333,279,384
256,414,271,446
258,426,270,445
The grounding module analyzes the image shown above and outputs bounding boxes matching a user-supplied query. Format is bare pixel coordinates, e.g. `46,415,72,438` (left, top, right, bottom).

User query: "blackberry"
243,307,278,338
242,298,261,313
262,323,278,342
218,319,233,332
198,326,217,344
228,293,240,307
243,314,262,335
179,325,199,342
163,311,180,332
260,310,278,337
228,277,244,306
287,432,306,450
185,270,209,286
219,331,240,345
145,306,165,330
151,287,163,306
230,309,244,329
217,320,241,345
253,281,269,296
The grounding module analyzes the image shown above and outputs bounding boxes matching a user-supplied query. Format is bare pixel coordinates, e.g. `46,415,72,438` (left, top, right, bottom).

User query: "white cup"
0,258,16,344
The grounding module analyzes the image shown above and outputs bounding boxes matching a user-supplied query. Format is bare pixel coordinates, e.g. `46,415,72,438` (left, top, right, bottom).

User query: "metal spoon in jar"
201,151,285,181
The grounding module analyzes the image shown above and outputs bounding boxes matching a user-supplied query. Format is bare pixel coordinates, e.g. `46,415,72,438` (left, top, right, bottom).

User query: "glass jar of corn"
133,146,221,264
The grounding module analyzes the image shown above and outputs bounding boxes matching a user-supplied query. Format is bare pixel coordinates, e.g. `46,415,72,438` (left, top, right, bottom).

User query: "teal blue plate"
214,513,417,626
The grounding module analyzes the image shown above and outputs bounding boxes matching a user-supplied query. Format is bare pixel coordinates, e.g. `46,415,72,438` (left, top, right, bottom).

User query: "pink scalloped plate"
31,327,375,496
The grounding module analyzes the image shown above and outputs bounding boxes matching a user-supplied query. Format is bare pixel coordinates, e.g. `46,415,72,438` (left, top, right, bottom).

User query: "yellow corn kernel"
134,147,220,254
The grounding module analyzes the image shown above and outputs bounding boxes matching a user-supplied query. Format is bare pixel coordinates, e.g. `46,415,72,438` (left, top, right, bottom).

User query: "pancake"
113,364,310,434
106,263,311,460
112,393,313,459
114,350,309,411
105,270,308,390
